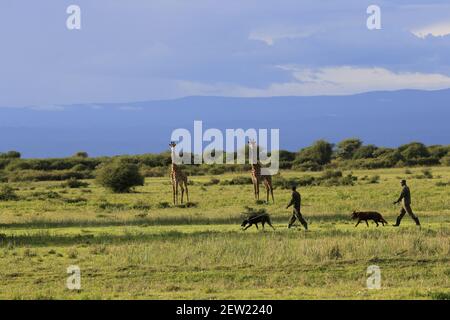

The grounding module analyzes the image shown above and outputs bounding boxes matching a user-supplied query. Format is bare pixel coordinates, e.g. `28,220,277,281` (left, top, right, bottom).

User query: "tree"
95,159,144,193
0,151,21,159
73,151,89,158
353,145,378,159
296,140,334,166
336,138,363,159
399,142,430,160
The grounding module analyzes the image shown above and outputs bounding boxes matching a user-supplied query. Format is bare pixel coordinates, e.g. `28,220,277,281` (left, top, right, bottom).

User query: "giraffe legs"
254,182,260,200
180,183,185,204
172,182,176,205
185,181,189,203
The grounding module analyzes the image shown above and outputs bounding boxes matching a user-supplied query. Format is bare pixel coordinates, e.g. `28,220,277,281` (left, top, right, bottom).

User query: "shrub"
441,155,450,167
141,166,167,177
73,151,89,158
62,178,89,188
62,197,87,204
272,175,316,189
0,185,19,201
422,168,433,179
97,200,127,211
130,201,151,211
0,151,21,159
203,178,221,186
157,202,171,209
220,176,253,185
95,159,144,193
318,170,357,186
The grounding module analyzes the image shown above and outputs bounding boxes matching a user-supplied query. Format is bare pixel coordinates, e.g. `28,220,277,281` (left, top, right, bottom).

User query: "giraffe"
248,140,274,203
169,141,189,205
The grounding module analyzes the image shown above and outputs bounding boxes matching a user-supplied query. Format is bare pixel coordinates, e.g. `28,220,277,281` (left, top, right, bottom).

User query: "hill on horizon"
0,89,449,158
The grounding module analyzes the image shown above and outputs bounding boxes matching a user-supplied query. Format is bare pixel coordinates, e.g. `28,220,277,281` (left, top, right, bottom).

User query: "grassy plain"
0,167,449,300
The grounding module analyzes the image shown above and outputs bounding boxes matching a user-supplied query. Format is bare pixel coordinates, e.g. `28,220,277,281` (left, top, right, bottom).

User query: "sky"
1,0,450,107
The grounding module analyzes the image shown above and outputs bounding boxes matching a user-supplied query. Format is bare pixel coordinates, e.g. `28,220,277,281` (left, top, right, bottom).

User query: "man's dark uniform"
394,180,421,227
287,188,308,230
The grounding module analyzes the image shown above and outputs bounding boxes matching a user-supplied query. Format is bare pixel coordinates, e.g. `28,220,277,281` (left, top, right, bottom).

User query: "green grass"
0,167,449,299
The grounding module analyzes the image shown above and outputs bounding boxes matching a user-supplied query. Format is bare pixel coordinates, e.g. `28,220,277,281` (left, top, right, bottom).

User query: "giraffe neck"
251,163,261,178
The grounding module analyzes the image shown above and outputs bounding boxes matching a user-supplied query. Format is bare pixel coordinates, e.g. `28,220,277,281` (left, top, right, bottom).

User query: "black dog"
351,211,388,227
241,213,275,231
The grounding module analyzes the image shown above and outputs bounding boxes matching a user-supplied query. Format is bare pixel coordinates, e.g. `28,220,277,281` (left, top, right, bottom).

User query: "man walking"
287,186,308,230
393,179,421,227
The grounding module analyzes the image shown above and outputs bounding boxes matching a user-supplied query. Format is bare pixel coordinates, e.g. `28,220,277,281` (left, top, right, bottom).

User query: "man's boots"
393,216,402,227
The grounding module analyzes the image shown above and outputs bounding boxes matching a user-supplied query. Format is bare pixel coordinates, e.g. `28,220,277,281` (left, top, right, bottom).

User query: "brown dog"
351,211,388,227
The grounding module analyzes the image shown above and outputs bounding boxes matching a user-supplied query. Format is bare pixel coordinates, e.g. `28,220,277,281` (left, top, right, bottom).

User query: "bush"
272,175,316,189
203,178,221,186
157,202,171,209
368,175,380,184
141,166,167,177
62,178,89,188
415,168,433,179
440,155,450,166
0,185,19,201
0,151,21,159
220,176,253,185
95,159,144,193
318,170,357,186
73,151,89,158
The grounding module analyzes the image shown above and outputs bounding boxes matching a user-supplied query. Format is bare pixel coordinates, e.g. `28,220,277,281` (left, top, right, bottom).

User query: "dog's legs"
355,220,361,227
366,220,369,227
375,221,379,227
268,221,275,230
255,223,259,230
244,224,252,231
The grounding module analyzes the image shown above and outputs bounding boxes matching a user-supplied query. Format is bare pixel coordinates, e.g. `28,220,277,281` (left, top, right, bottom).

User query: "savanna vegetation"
0,164,449,300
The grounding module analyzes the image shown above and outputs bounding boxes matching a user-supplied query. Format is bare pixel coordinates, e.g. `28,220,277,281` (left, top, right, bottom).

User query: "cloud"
412,22,450,38
178,66,450,97
248,26,318,46
30,105,66,111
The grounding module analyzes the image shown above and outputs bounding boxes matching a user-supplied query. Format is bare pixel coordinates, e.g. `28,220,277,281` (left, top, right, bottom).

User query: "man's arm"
286,198,294,209
394,189,405,204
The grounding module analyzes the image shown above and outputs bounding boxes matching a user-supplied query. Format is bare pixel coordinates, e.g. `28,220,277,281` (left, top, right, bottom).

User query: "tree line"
0,139,449,183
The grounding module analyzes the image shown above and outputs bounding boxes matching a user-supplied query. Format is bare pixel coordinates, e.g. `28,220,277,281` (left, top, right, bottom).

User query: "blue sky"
1,0,450,107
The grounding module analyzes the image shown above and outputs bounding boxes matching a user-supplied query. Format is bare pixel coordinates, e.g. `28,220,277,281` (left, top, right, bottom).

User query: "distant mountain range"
1,89,449,158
